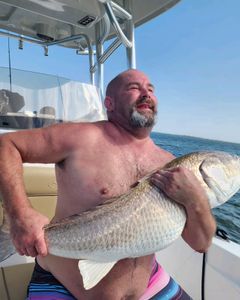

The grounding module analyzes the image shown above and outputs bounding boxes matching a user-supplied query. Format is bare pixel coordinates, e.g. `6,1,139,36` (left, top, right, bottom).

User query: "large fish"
0,151,240,289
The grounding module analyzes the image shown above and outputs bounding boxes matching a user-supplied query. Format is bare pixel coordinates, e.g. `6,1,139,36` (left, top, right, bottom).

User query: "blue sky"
0,0,239,143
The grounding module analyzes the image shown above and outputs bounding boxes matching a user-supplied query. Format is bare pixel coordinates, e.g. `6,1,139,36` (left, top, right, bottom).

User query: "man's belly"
37,254,154,300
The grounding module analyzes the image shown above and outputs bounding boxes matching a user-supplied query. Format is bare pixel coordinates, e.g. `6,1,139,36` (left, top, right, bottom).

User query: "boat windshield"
0,66,106,131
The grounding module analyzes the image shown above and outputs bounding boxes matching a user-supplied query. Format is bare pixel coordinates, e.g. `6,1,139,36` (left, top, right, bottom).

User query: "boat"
0,1,239,299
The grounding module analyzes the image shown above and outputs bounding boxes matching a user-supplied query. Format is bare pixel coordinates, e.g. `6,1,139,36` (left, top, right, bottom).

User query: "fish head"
199,151,240,208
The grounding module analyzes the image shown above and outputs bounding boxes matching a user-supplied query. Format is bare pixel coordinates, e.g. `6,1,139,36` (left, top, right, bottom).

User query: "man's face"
115,71,158,128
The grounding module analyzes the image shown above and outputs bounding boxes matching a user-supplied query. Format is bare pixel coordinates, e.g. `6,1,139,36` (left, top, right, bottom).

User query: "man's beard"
129,109,157,128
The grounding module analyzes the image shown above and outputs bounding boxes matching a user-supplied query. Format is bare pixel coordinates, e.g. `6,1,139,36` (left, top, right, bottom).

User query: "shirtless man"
0,69,216,299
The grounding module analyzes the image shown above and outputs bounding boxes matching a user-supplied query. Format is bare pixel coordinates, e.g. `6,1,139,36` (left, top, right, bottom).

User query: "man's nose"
140,87,151,98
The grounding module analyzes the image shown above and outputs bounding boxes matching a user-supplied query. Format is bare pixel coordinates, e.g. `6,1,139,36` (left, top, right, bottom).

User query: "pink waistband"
139,261,170,300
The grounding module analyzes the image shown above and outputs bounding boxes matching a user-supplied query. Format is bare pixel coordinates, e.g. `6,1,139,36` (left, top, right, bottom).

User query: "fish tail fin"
0,213,16,262
0,228,16,262
78,260,117,290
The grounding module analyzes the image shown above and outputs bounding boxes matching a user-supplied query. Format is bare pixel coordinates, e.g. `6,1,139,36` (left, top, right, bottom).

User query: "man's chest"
59,143,168,199
88,149,165,196
55,144,170,216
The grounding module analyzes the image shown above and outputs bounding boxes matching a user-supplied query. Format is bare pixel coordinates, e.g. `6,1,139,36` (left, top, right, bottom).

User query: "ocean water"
151,132,240,244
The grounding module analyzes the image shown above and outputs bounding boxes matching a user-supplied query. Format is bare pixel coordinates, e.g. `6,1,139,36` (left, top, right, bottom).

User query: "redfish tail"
0,214,16,262
0,228,16,262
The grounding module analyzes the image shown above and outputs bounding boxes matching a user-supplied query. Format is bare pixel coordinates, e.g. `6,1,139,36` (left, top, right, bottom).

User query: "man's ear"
104,96,114,111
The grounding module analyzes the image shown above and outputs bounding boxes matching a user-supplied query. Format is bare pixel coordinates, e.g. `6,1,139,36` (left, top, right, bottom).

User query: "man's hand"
150,166,216,252
150,166,207,208
10,207,49,257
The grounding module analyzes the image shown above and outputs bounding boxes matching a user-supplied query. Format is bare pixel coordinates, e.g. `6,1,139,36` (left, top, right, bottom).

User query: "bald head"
106,69,149,98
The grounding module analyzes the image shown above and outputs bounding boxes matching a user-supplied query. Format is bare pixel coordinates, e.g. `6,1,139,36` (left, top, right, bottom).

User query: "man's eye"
148,87,154,93
130,86,139,90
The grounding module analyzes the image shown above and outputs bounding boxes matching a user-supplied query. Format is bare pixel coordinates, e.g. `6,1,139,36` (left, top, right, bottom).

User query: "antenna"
7,37,12,92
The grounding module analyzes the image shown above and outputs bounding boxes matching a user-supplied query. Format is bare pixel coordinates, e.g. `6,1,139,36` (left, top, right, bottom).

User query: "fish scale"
46,181,184,260
44,151,240,263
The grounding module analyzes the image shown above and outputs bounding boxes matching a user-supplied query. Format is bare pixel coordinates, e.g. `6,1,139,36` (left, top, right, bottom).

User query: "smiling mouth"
136,103,154,111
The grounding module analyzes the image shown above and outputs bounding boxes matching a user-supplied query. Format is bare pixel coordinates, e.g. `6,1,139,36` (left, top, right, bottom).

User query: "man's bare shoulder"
44,120,109,147
152,143,175,164
49,120,107,133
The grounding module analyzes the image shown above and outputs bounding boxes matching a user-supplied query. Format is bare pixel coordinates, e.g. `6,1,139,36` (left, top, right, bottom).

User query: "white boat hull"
156,237,240,300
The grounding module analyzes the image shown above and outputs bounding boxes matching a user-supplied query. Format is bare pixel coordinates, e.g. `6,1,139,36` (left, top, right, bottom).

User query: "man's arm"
151,167,216,252
0,124,76,257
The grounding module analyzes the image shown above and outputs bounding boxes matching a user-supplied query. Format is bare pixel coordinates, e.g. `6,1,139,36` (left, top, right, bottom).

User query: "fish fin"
0,211,16,262
78,260,117,290
0,227,16,262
